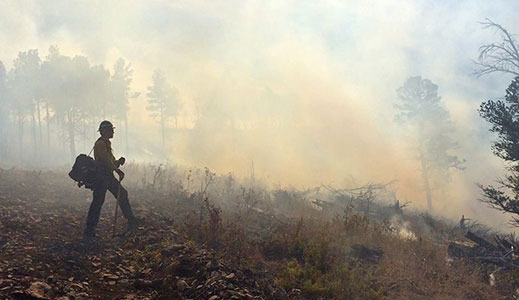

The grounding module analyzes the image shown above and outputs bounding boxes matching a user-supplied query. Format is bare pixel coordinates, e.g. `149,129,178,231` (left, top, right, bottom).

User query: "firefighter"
84,120,139,238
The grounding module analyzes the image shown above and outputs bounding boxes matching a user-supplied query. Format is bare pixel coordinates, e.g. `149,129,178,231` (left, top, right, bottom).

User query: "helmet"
98,120,115,132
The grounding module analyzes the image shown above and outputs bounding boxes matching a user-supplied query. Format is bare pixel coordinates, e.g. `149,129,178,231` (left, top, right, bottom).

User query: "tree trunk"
36,99,42,146
2,112,11,159
0,109,5,158
31,105,37,157
124,115,129,153
160,107,165,149
419,151,433,211
0,119,3,159
161,118,165,149
58,115,65,158
18,111,24,164
58,115,66,159
46,103,51,150
68,111,76,163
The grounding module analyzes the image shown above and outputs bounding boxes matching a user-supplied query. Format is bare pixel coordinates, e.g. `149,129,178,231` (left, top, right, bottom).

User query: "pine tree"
110,58,134,152
0,61,7,158
479,77,519,225
146,70,180,148
395,76,464,210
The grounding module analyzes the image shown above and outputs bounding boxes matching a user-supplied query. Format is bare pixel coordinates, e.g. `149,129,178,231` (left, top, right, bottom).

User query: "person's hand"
118,157,126,166
116,169,125,181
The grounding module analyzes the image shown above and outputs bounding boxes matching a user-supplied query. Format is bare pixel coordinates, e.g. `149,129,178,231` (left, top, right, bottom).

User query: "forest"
0,46,181,165
3,1,519,300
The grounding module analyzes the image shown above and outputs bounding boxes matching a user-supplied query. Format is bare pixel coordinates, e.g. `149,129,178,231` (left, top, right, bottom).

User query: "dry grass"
121,163,508,299
0,164,510,299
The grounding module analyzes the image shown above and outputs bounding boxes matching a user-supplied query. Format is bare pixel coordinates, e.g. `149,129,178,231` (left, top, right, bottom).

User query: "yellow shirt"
94,137,119,171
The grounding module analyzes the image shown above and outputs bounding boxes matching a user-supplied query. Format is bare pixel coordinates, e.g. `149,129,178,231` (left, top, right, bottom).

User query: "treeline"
0,46,181,166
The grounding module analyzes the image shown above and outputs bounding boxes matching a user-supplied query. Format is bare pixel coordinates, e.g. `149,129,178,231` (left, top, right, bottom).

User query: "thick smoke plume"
1,0,519,229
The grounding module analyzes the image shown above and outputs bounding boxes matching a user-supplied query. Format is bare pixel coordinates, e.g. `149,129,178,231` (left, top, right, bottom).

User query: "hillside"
0,165,514,299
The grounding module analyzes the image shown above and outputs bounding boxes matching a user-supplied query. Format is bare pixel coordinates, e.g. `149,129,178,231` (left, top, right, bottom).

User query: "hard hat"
98,120,115,131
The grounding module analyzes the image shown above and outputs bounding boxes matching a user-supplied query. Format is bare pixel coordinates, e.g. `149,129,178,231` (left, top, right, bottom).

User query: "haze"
1,0,518,228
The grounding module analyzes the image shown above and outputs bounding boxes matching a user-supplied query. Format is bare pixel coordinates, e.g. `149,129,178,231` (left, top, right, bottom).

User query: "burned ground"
0,166,511,299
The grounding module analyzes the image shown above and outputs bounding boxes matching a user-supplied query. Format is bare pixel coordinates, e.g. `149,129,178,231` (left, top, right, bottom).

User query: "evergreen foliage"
395,76,464,210
0,46,135,164
146,69,181,148
479,77,519,225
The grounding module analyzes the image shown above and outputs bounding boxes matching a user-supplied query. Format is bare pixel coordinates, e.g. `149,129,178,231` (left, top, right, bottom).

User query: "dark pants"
85,173,134,232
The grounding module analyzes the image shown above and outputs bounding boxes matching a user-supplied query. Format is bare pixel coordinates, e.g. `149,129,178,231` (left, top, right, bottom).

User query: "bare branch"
474,19,519,77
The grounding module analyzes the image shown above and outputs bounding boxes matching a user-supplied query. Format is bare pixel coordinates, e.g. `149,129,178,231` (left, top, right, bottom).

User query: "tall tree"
77,62,111,150
110,58,133,152
42,47,110,162
7,50,42,161
67,57,110,161
395,76,464,211
479,77,519,225
42,46,71,149
0,61,7,158
41,47,74,160
41,46,64,151
146,70,181,148
475,21,519,226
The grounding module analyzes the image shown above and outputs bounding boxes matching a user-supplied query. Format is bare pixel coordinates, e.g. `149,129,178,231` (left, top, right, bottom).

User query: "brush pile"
449,231,519,271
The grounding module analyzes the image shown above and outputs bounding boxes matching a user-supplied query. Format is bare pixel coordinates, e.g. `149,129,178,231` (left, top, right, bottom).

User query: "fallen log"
465,231,497,251
448,231,519,272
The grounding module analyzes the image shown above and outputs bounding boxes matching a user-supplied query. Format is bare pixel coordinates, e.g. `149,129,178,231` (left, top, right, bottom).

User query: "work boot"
82,227,97,244
126,216,142,233
83,227,95,238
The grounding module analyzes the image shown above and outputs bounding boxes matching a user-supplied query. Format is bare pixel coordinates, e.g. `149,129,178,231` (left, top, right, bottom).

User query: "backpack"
69,154,97,190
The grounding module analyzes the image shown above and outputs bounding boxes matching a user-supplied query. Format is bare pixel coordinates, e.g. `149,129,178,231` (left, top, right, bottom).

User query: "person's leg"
107,175,135,221
85,184,108,237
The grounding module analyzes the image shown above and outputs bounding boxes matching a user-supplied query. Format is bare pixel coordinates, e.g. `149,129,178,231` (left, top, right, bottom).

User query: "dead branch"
474,19,519,77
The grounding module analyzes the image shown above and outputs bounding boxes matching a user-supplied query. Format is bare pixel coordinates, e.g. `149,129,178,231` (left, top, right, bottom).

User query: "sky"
1,0,519,228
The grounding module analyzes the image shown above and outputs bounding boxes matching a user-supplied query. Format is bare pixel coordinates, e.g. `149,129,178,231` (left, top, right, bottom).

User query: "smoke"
391,215,417,241
1,0,518,229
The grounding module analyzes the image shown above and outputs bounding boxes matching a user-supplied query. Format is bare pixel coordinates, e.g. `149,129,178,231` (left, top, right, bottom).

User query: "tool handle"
112,178,122,237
